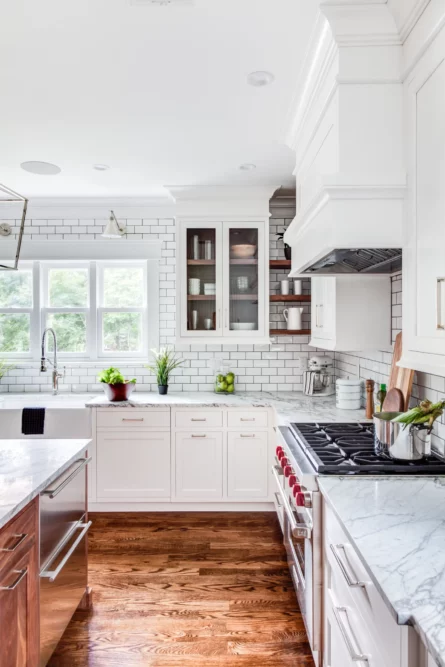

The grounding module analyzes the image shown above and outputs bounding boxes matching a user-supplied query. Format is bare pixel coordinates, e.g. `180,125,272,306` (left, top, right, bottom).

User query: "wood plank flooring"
48,512,315,667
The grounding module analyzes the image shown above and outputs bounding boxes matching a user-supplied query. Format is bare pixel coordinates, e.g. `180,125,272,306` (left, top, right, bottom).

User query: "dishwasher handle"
41,457,91,499
40,521,92,582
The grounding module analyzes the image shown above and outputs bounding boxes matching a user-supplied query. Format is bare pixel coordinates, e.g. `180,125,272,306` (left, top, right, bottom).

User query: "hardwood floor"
48,512,315,666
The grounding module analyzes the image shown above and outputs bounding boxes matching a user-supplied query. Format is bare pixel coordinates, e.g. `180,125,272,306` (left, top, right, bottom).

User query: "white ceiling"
0,0,317,198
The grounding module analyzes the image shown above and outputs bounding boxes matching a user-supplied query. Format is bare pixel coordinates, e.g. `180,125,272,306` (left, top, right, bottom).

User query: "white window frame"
0,258,154,362
96,261,148,359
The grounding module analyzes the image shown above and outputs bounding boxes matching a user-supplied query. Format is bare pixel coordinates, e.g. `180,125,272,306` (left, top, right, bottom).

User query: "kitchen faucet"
40,328,65,395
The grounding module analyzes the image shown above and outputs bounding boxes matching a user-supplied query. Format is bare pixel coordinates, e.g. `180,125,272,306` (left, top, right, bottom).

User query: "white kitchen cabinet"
174,431,224,500
399,25,445,376
325,594,360,667
227,431,268,498
310,275,391,352
177,219,269,344
96,430,171,501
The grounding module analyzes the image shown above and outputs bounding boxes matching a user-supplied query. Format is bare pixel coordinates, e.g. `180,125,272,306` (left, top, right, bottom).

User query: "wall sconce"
102,210,126,239
0,184,28,270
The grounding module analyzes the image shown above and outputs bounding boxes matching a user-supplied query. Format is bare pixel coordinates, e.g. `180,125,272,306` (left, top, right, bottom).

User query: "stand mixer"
303,355,335,396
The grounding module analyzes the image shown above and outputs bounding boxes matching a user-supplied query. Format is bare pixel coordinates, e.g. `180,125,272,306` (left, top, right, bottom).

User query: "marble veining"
319,477,445,667
0,439,91,529
85,390,368,424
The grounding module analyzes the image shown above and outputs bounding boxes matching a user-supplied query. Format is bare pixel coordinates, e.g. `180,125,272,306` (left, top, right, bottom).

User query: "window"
0,260,150,360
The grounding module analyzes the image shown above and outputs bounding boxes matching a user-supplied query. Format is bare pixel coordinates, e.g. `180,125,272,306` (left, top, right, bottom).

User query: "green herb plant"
98,367,136,385
0,360,14,380
392,399,445,432
146,348,184,387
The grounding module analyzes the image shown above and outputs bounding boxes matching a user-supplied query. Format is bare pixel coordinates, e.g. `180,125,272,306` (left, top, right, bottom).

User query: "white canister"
280,280,290,295
293,279,303,295
283,307,304,330
188,278,200,295
336,379,362,410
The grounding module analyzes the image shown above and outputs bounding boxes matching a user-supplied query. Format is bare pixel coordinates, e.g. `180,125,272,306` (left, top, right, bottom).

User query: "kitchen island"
319,476,445,667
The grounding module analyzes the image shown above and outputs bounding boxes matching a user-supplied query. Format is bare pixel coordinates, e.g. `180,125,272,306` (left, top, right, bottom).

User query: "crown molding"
392,0,431,42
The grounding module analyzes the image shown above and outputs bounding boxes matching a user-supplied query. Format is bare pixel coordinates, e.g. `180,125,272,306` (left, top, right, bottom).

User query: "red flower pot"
102,382,135,402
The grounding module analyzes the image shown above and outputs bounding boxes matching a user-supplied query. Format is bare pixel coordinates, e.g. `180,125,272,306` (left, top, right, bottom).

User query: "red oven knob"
276,446,283,458
288,474,297,487
292,483,302,496
296,492,312,508
284,465,294,478
280,457,288,469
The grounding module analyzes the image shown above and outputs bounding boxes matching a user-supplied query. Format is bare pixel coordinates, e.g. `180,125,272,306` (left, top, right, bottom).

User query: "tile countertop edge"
318,477,445,667
0,439,91,530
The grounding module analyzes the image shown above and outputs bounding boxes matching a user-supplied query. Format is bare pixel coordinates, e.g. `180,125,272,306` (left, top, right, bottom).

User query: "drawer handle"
241,418,255,421
437,278,445,330
0,533,27,553
333,605,369,663
122,418,144,422
0,569,27,591
191,418,207,422
191,434,206,438
40,521,92,582
41,457,91,500
241,434,255,438
330,544,366,588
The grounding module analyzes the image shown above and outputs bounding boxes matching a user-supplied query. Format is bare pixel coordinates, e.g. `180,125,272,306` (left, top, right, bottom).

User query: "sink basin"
0,394,93,438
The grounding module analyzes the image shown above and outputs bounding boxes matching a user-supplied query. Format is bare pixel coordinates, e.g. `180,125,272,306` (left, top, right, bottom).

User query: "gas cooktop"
289,422,445,475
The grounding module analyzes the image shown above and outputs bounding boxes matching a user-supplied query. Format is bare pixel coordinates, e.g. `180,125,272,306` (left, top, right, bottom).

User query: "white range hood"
284,173,405,276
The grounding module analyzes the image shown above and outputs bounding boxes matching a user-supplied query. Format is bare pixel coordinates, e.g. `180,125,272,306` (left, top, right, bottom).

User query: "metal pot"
373,412,431,461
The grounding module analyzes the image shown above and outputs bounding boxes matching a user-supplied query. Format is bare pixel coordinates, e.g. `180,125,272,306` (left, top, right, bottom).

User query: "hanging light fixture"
0,184,28,270
102,210,126,239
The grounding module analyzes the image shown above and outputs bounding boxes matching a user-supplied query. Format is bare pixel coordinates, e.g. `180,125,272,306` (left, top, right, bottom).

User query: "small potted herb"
146,348,184,395
0,360,14,381
276,232,292,261
98,367,136,402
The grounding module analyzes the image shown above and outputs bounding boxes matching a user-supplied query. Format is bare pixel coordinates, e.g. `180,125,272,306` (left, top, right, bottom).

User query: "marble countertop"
0,439,91,529
319,476,445,667
85,391,368,425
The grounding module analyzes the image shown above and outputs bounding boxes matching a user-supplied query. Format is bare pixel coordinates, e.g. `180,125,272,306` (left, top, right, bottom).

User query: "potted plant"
146,348,184,395
98,367,136,402
276,232,292,261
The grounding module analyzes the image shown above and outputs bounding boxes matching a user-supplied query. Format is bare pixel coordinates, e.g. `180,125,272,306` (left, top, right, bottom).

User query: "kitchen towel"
22,407,46,435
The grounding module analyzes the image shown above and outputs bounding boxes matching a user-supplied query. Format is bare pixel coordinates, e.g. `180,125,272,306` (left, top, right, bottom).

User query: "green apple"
217,374,224,383
226,372,235,384
218,381,228,391
226,384,235,393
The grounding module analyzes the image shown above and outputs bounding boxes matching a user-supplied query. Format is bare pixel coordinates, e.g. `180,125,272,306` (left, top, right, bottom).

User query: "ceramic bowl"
231,322,256,331
231,244,257,259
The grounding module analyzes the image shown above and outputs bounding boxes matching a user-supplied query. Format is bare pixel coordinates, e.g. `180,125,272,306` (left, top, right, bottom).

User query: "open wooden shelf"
270,329,311,336
270,259,292,269
270,295,311,303
187,260,215,266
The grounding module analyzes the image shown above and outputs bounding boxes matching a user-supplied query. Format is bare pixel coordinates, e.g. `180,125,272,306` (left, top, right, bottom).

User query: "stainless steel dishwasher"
39,453,91,667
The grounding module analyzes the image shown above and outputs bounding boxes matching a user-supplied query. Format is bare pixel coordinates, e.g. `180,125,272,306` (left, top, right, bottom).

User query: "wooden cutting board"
382,387,405,412
387,333,414,411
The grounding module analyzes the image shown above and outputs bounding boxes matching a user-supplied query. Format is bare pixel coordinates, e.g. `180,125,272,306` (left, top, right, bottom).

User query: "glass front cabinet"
178,220,269,343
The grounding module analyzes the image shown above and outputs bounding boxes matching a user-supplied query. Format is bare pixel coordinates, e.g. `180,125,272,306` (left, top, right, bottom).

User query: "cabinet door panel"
227,431,268,498
175,432,223,499
97,431,170,499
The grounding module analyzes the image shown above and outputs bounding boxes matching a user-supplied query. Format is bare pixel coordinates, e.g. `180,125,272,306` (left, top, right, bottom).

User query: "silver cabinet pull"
333,605,369,663
241,418,255,421
122,418,144,422
40,521,92,582
330,544,366,588
41,457,91,499
240,434,255,438
191,418,206,422
0,533,27,552
191,434,206,438
437,278,445,330
0,569,27,591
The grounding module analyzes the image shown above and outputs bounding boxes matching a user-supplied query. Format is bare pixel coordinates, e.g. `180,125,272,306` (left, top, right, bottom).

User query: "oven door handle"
40,521,92,582
271,465,312,539
330,544,367,588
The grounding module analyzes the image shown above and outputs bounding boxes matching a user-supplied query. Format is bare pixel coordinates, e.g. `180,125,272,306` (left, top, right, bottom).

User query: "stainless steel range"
272,421,445,667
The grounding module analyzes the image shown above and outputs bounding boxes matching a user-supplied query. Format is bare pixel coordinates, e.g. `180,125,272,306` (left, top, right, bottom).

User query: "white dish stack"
336,378,362,410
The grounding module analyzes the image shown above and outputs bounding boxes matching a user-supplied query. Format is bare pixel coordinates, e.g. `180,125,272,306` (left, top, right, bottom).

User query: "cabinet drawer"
97,410,170,429
0,501,36,569
174,410,223,429
227,410,268,428
325,503,403,667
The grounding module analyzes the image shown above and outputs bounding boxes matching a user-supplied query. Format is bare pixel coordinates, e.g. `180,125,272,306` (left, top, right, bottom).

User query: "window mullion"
31,261,40,361
89,261,97,360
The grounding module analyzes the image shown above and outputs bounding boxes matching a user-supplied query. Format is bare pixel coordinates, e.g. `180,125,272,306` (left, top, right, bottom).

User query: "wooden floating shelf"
187,295,216,300
270,295,311,303
187,260,215,265
270,329,311,336
270,259,292,269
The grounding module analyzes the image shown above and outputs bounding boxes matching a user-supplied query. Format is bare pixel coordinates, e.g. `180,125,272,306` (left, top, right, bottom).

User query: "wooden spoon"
382,387,405,413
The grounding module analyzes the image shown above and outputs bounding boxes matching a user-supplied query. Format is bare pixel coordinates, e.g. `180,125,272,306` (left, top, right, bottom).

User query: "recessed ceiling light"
93,164,110,171
247,71,275,87
239,163,257,171
20,161,61,175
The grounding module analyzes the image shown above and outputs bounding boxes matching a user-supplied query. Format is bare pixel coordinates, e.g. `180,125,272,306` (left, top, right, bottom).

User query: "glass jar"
214,366,236,394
